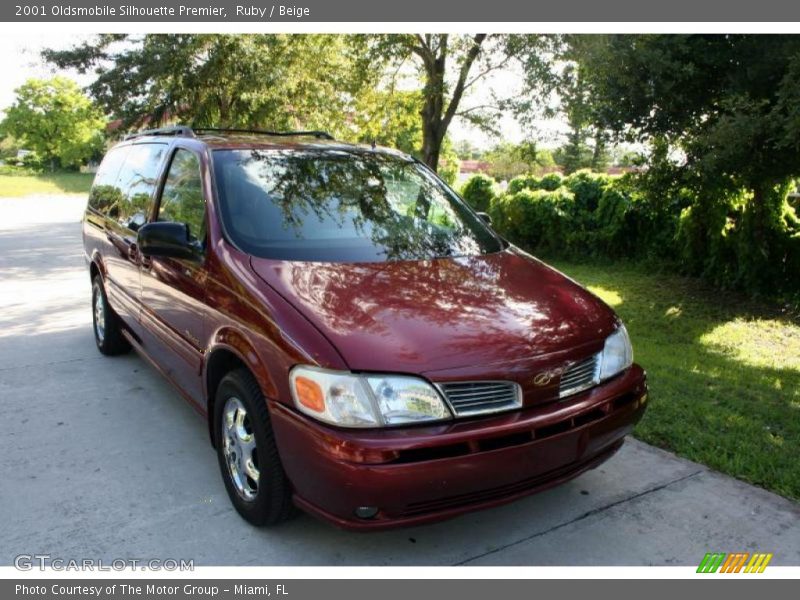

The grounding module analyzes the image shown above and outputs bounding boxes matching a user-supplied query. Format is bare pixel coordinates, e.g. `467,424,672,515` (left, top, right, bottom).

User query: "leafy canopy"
44,34,372,135
578,34,800,192
1,76,105,169
44,34,559,175
358,34,557,169
482,141,555,181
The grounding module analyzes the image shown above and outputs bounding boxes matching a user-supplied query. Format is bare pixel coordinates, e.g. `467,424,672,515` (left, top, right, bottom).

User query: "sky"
0,34,96,108
0,34,569,151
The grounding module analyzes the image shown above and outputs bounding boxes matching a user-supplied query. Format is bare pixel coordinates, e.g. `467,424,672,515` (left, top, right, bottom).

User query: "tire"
214,368,295,526
92,276,131,356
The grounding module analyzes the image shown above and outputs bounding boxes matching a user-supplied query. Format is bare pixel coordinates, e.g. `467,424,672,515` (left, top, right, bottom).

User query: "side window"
115,143,167,231
158,149,206,247
88,145,130,216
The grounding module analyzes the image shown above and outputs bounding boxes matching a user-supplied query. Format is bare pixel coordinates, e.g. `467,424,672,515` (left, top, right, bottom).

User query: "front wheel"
214,369,295,526
92,276,131,356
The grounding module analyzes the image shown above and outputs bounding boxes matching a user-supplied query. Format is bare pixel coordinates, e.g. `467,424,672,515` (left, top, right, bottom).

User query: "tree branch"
455,103,499,117
410,34,434,72
464,54,515,91
442,34,487,130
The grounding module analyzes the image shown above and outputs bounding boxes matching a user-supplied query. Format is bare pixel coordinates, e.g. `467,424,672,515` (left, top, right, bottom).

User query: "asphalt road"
1,195,798,566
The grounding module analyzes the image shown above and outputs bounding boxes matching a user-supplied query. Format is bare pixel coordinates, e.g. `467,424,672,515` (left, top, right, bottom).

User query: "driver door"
139,147,209,405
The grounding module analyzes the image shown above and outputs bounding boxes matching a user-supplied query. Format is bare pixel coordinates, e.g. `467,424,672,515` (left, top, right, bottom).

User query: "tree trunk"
591,133,607,171
419,53,446,171
421,119,443,171
411,33,486,172
218,96,231,128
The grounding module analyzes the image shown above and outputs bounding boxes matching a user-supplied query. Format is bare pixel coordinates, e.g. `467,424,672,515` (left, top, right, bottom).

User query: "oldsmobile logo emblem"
533,363,573,386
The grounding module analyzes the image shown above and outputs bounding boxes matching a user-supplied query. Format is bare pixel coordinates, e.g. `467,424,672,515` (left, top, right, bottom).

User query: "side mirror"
137,222,200,261
477,212,493,226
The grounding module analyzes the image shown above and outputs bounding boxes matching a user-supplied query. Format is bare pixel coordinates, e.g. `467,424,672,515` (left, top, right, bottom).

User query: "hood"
249,248,618,374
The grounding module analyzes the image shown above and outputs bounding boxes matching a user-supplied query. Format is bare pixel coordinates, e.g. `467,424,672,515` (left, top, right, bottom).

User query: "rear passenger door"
139,147,208,404
102,143,168,327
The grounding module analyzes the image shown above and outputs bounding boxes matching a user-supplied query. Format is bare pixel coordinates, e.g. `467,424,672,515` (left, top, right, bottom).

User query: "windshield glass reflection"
213,149,503,262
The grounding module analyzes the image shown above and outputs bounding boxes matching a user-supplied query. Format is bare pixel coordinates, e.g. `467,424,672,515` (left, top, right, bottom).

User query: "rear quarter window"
88,143,168,232
88,145,130,216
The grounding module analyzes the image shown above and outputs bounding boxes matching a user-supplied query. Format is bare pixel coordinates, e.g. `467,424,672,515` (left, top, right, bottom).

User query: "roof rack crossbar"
124,125,195,140
122,125,335,142
192,127,335,141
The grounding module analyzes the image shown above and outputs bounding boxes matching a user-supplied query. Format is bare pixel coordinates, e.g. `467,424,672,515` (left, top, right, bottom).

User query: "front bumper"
270,364,647,531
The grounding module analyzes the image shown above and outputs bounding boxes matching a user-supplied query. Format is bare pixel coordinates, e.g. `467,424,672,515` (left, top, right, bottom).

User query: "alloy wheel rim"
93,288,105,343
221,396,260,501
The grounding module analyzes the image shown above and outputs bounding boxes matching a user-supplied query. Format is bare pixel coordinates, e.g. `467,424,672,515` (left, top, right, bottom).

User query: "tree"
556,130,590,175
359,35,485,171
347,88,459,184
484,141,554,181
578,35,800,202
350,89,422,154
0,77,105,170
361,34,555,171
453,139,481,160
590,131,611,171
612,147,644,168
44,34,372,135
576,34,800,294
553,129,611,174
46,34,557,175
515,139,541,171
543,37,613,175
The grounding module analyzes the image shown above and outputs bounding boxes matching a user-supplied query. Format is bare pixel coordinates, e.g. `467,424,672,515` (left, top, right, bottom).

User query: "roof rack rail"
192,127,335,141
124,125,195,140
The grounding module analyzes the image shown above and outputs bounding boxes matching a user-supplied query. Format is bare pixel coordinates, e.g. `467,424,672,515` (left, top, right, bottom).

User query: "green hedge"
507,171,565,194
461,170,800,305
460,173,496,212
489,187,575,254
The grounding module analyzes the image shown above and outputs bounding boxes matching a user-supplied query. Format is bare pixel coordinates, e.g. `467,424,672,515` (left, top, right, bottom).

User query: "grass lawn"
548,258,800,501
0,169,94,197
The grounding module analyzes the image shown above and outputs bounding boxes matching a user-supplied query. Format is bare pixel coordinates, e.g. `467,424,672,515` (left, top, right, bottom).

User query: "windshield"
212,149,504,262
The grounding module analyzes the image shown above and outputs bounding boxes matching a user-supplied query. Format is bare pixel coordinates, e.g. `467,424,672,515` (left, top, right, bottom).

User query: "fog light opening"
354,506,379,520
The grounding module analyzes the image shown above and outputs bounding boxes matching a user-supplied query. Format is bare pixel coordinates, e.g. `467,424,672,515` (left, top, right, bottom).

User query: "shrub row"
459,170,800,305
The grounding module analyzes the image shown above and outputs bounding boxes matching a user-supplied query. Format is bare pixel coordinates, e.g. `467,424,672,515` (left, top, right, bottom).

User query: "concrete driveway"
0,195,798,567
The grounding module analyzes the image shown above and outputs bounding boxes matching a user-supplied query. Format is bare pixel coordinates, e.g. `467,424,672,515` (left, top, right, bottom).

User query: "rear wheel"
215,369,294,526
92,276,131,356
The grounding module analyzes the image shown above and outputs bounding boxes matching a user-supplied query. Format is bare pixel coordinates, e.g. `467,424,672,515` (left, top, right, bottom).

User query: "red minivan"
83,126,647,530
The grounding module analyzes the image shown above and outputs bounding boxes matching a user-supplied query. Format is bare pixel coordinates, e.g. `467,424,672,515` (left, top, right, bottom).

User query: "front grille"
439,381,522,417
559,354,601,398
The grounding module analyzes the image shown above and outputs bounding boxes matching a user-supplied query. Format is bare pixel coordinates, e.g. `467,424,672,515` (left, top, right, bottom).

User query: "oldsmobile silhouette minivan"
83,126,647,530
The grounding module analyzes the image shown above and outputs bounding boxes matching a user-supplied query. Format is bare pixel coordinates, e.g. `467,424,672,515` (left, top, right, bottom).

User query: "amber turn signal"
294,376,325,412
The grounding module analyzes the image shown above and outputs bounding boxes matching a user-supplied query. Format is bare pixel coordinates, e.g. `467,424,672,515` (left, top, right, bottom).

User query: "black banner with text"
5,0,800,22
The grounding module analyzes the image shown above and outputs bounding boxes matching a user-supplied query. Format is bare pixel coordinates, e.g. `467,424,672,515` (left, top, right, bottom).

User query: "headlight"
289,366,452,428
599,324,633,381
